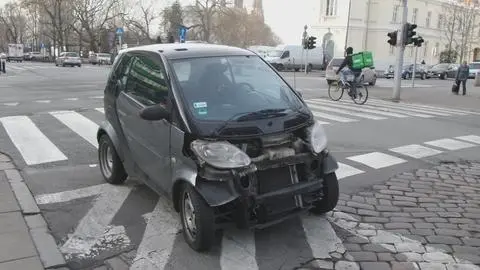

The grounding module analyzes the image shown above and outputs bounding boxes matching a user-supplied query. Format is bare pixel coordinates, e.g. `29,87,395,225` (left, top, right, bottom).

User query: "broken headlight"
308,120,328,154
191,140,251,169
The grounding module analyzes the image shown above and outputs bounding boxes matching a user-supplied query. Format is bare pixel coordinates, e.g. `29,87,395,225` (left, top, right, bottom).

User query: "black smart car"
96,43,340,252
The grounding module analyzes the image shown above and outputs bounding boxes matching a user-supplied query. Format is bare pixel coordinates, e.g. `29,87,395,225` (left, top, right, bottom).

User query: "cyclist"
335,47,363,97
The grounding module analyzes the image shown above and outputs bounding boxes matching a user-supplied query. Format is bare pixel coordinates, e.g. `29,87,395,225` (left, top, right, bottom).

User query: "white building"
306,0,480,70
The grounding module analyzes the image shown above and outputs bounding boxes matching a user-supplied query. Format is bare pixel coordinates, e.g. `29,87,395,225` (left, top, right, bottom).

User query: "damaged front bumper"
195,150,339,230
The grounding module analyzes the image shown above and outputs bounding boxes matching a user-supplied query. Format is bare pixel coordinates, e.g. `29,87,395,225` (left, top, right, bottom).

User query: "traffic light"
413,36,424,47
403,23,417,46
307,36,317,49
387,31,398,46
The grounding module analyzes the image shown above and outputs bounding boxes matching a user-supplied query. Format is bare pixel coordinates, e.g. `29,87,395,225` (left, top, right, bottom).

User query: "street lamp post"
344,0,352,51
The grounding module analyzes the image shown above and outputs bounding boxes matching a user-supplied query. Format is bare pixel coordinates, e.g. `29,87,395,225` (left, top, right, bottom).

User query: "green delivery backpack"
351,51,374,69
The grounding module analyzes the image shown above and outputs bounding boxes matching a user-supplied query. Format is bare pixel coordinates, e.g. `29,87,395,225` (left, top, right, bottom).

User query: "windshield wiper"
235,108,288,122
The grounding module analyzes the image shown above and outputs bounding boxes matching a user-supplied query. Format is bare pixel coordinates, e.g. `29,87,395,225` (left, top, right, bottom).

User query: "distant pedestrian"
455,61,469,95
421,60,426,65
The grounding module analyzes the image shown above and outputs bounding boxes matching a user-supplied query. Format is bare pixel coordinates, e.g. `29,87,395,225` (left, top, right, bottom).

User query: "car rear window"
66,52,78,57
329,58,343,67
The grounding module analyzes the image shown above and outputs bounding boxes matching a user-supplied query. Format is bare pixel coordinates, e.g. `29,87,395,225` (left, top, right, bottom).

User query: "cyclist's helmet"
346,47,353,55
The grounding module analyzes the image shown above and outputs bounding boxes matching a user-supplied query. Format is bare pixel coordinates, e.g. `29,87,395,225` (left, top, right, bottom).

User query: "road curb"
0,152,67,269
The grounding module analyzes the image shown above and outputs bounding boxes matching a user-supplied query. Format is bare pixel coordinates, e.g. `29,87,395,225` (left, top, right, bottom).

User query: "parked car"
426,63,455,79
383,65,395,78
96,43,340,252
325,57,377,85
55,52,82,67
468,62,480,79
401,64,427,80
90,53,112,65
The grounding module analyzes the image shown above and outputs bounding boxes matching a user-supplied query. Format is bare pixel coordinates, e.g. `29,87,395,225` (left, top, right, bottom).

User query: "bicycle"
328,73,369,105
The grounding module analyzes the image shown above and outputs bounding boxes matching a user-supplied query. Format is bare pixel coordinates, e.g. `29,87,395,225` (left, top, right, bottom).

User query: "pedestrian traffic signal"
403,23,417,46
307,36,317,49
387,31,398,46
413,36,424,47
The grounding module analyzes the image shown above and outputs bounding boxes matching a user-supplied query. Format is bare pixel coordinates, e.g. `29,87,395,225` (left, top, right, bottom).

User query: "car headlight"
308,120,328,154
190,140,251,169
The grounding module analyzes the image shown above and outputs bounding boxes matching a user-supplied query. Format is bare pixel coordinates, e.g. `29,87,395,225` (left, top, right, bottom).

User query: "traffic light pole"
393,0,408,101
305,49,309,74
412,45,418,88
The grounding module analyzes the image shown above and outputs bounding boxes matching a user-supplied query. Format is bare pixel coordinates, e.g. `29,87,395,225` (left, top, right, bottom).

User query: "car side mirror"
139,104,170,121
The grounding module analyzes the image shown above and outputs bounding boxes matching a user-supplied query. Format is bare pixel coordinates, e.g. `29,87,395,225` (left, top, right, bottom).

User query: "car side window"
124,53,169,106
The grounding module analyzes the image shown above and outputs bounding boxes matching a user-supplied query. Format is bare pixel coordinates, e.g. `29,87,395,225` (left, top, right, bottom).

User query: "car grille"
256,166,297,216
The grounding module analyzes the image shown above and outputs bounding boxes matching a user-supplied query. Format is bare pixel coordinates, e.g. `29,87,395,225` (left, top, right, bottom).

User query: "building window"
392,5,399,23
437,14,444,29
433,42,439,56
412,8,418,24
409,47,414,57
426,11,432,28
325,0,337,16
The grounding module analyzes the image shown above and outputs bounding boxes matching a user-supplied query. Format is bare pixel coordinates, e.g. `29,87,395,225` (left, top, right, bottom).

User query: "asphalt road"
1,62,480,270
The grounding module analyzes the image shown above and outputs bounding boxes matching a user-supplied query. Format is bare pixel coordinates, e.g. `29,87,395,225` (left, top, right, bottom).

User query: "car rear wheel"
98,134,127,185
369,75,377,86
180,184,215,252
310,172,339,215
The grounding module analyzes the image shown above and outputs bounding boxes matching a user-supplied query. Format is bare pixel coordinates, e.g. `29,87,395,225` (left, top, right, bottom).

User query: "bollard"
474,71,480,87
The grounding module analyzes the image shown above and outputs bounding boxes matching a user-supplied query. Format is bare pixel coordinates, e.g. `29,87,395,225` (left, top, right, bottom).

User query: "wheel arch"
97,121,124,160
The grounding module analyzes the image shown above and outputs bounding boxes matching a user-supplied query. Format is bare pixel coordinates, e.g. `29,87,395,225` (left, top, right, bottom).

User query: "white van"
265,44,324,71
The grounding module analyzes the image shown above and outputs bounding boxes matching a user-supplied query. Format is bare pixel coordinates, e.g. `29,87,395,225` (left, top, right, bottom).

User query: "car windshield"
434,63,450,69
170,55,305,122
268,50,283,57
66,52,78,57
98,53,110,58
330,58,343,66
469,63,480,69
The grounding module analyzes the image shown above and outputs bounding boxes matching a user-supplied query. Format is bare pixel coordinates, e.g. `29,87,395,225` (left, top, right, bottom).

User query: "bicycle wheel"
352,85,369,105
328,80,344,101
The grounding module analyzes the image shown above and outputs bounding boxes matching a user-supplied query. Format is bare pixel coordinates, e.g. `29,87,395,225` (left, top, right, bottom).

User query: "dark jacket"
336,54,362,74
456,64,469,81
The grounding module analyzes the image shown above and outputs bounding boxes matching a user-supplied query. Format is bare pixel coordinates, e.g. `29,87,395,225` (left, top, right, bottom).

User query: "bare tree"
442,0,480,62
124,0,158,44
0,2,27,43
185,0,221,42
161,0,184,39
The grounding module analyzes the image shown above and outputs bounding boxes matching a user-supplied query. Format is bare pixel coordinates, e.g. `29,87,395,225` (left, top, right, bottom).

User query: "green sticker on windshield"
193,102,208,115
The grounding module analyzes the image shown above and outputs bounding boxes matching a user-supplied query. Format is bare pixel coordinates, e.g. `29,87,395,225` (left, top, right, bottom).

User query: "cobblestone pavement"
297,161,480,270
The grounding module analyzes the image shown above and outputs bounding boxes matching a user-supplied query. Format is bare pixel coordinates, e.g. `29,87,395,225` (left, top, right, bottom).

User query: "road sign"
179,26,187,43
116,27,124,36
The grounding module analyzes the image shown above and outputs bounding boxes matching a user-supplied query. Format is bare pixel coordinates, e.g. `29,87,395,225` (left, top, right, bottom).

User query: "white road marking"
308,103,387,120
312,111,357,123
50,111,99,148
65,98,79,101
455,135,480,145
347,152,407,169
95,108,105,114
337,101,434,118
389,144,443,159
3,102,19,106
0,116,68,165
385,102,467,115
367,100,452,116
392,100,480,115
35,183,109,205
424,138,476,151
307,99,409,118
130,197,180,270
35,100,51,103
60,185,131,257
220,228,258,270
302,214,345,260
90,96,103,99
336,162,365,179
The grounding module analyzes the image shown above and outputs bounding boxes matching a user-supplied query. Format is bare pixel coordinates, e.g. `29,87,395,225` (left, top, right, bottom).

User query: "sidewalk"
0,152,66,270
369,80,480,112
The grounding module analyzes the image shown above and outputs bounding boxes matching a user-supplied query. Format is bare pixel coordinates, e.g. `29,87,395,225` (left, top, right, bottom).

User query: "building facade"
308,0,480,70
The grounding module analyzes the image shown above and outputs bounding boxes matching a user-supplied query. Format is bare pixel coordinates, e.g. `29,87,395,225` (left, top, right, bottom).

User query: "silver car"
325,57,377,86
55,52,82,67
96,43,340,252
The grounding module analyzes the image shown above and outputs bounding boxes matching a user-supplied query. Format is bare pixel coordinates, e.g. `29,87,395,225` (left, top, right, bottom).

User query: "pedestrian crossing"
4,62,110,72
0,99,479,169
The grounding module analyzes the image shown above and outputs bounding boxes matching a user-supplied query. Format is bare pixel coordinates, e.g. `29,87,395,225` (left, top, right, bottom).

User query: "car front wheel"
98,134,127,184
180,184,215,252
310,172,339,215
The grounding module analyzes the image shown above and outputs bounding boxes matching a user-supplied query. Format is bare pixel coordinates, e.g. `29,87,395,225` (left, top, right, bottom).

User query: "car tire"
327,79,333,85
78,64,81,67
440,73,446,80
307,64,313,72
369,75,377,86
180,183,215,252
421,73,426,80
310,172,339,215
98,134,127,185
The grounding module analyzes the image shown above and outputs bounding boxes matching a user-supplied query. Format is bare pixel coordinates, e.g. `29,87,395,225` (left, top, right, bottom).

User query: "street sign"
116,27,124,36
179,26,187,43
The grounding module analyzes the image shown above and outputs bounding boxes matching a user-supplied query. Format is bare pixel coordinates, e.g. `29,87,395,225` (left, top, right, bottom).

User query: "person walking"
455,61,469,95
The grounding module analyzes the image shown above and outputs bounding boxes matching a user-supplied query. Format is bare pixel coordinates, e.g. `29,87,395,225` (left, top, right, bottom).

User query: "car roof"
119,43,257,60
